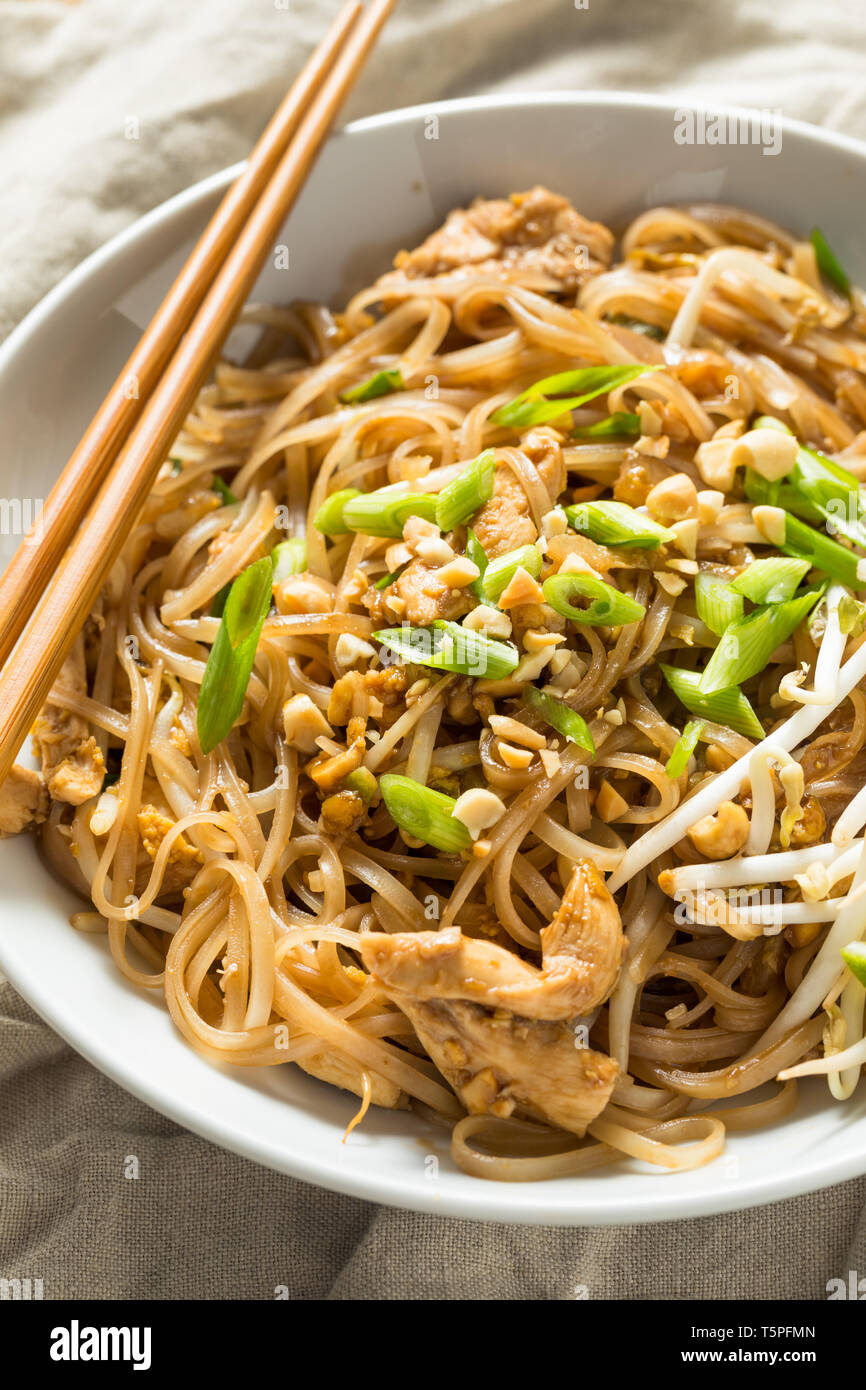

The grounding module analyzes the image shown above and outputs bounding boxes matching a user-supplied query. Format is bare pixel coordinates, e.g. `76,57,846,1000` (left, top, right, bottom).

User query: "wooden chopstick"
0,0,362,672
0,0,397,786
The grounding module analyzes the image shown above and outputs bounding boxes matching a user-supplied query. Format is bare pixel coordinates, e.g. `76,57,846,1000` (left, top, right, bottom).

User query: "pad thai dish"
7,186,866,1182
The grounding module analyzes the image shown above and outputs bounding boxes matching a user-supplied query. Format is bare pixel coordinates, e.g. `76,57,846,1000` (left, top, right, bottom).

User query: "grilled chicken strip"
362,861,624,1021
360,861,624,1135
0,764,48,837
31,633,104,805
378,186,613,294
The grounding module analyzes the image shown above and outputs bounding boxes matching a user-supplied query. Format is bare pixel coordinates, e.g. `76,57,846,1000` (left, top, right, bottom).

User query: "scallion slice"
698,587,823,695
729,557,811,605
839,593,866,636
374,620,519,679
571,412,641,439
339,368,404,404
664,719,705,779
466,528,488,600
524,685,595,755
197,557,273,755
564,499,675,549
746,421,866,549
313,488,362,536
490,364,659,429
811,227,850,296
435,450,495,531
271,538,307,582
604,314,666,341
694,572,744,636
212,476,238,506
374,563,408,591
342,489,438,539
660,664,764,741
754,507,862,588
379,773,471,853
480,544,542,603
842,941,866,987
543,572,646,626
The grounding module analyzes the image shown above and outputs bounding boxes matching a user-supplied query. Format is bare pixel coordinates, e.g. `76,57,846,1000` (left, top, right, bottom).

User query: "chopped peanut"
334,633,376,668
596,780,628,823
462,604,512,639
686,800,749,859
488,715,547,749
452,787,507,840
696,489,725,524
694,436,739,492
498,566,545,609
283,694,333,753
498,741,534,770
645,472,699,524
523,629,566,652
731,427,798,482
436,556,481,588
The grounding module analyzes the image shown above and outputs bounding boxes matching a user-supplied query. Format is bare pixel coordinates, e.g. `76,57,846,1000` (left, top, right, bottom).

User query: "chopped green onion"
341,489,438,539
374,620,519,680
197,557,273,755
524,685,595,755
604,314,666,341
374,563,408,590
841,941,866,987
755,507,862,588
811,227,850,296
210,582,231,619
480,544,542,603
564,499,675,549
694,572,744,636
746,421,866,548
490,364,659,429
343,767,379,806
542,572,646,627
170,457,183,474
665,719,705,779
435,450,495,531
752,414,793,435
571,412,641,439
313,488,362,536
729,557,811,605
839,593,866,636
466,528,488,600
339,368,404,404
660,664,764,741
698,588,823,695
271,538,307,583
379,773,471,853
213,476,238,505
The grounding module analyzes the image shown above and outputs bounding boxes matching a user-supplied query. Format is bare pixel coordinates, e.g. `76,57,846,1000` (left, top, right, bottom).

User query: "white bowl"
2,93,866,1225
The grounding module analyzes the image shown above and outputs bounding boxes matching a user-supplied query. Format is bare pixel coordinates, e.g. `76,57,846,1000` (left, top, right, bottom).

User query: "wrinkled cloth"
2,0,866,1301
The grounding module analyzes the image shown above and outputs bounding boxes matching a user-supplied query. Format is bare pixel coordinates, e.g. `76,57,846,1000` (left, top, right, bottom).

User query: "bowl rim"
3,89,866,1225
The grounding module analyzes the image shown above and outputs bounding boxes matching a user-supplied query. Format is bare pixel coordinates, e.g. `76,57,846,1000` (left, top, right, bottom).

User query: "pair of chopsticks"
0,0,396,786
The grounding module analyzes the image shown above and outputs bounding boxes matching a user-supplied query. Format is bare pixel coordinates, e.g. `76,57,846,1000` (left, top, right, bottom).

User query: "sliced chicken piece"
520,425,566,505
473,470,537,558
31,634,104,805
387,997,617,1135
391,557,473,626
0,764,49,837
379,186,613,294
295,1048,408,1110
328,666,407,725
359,862,623,1133
361,861,624,1021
